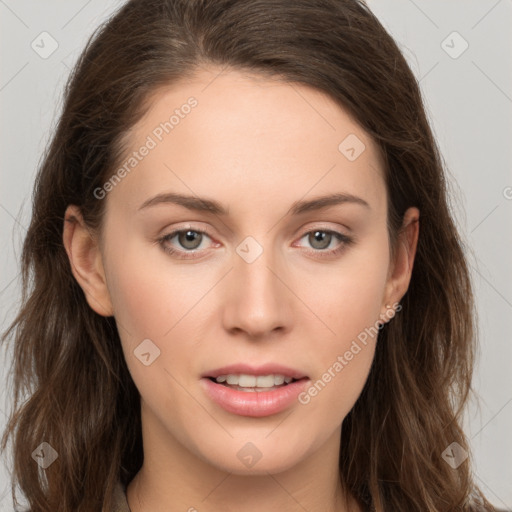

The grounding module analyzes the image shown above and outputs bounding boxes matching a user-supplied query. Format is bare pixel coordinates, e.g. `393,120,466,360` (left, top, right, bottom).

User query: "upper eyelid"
162,223,349,237
163,225,216,241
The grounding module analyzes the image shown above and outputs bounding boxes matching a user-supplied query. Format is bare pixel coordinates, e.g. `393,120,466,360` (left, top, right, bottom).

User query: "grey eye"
176,230,203,250
307,230,334,250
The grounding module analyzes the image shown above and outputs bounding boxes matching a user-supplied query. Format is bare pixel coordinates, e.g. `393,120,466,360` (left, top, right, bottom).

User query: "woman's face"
69,67,417,475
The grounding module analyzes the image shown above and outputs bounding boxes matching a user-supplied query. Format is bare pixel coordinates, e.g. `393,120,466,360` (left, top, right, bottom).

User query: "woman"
1,0,501,510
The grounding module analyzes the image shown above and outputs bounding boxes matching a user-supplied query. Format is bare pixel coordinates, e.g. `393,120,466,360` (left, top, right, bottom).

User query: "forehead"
109,66,386,218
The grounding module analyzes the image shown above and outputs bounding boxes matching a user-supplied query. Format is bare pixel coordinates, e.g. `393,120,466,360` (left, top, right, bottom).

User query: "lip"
200,377,310,417
202,363,308,380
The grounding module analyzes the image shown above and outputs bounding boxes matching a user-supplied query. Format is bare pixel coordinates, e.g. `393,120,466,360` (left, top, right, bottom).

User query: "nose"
221,242,293,339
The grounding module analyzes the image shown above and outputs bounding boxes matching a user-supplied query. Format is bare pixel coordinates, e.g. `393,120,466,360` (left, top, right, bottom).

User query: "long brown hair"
1,0,497,510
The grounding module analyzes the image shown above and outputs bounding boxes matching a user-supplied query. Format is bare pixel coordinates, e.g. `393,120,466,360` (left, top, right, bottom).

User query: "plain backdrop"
0,0,511,510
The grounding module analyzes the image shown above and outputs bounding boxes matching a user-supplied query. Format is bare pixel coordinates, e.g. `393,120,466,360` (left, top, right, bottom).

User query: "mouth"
200,363,310,416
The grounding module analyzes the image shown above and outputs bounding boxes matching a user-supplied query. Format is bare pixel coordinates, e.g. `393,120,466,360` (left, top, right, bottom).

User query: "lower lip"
200,377,310,417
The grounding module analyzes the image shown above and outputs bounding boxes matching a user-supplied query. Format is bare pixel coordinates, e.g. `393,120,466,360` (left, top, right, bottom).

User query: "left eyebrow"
137,192,370,215
288,193,371,215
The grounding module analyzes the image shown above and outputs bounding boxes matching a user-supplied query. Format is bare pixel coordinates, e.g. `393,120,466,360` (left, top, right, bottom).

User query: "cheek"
306,237,390,344
104,245,224,454
331,262,387,337
295,239,388,419
105,234,202,338
297,272,382,426
104,236,222,391
106,249,203,416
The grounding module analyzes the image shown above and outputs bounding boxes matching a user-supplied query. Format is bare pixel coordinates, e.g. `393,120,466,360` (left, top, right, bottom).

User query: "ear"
380,207,420,322
62,205,114,317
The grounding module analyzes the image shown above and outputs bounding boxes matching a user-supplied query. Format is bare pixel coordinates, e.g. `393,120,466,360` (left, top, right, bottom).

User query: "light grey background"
0,0,511,510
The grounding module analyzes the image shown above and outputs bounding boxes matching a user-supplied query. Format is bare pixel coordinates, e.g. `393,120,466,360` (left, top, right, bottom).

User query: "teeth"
214,374,295,387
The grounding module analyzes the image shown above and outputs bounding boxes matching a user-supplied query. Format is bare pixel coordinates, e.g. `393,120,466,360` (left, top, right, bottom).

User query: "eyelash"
157,226,354,260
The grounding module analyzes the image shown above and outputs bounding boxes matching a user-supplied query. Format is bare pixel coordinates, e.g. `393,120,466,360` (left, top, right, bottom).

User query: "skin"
63,66,419,512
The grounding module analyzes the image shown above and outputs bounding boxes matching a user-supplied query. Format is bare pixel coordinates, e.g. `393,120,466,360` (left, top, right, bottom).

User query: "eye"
295,229,354,256
158,228,214,259
157,226,354,260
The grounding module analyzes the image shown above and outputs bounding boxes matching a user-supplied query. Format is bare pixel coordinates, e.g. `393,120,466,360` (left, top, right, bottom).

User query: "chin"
195,439,309,476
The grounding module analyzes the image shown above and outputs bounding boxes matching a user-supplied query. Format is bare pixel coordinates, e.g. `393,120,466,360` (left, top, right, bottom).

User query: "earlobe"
62,205,114,317
380,207,420,320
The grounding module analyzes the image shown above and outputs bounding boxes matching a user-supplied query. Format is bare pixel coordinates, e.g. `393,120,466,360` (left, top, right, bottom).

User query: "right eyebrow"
138,192,229,215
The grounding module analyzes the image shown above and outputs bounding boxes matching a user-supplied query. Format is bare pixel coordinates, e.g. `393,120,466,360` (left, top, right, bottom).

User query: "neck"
128,466,361,512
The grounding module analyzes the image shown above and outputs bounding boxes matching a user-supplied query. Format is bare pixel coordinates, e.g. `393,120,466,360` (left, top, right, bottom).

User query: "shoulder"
112,480,131,512
467,505,511,512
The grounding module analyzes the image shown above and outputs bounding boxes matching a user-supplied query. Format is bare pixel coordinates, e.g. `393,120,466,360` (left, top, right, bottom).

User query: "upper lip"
202,363,308,380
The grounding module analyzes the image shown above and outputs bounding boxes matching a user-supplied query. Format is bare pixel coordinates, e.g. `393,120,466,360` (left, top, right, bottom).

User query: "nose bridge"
222,234,291,336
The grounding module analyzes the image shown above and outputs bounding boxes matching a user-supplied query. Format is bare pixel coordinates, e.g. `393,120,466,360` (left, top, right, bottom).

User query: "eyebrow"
137,192,370,215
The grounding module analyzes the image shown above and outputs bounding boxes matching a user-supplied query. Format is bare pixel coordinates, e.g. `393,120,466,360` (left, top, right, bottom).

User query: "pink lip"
202,363,308,380
200,377,310,417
